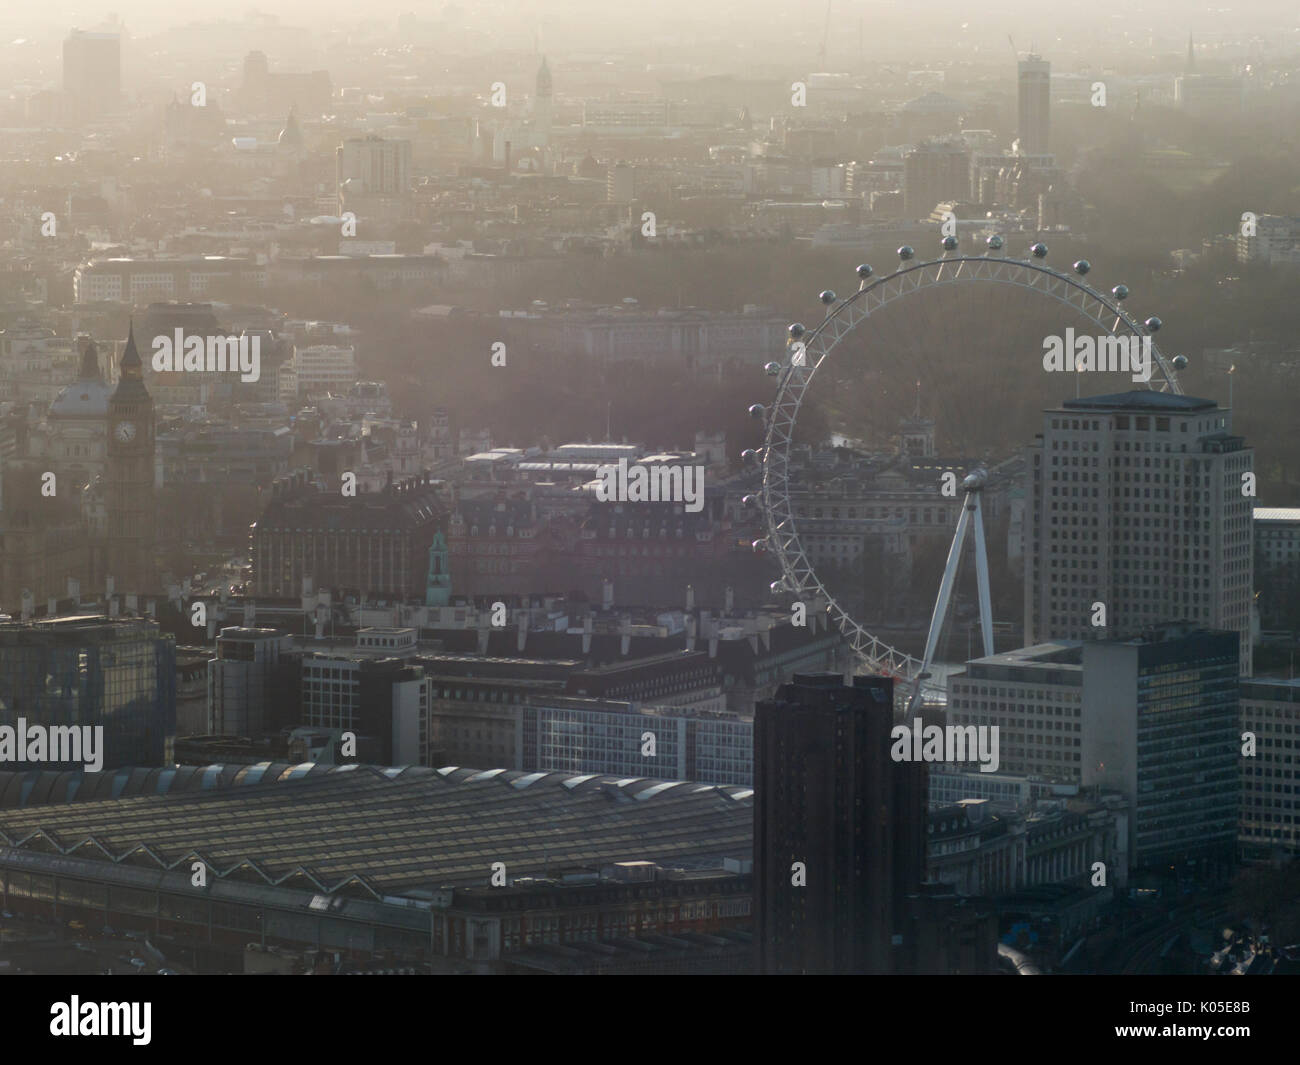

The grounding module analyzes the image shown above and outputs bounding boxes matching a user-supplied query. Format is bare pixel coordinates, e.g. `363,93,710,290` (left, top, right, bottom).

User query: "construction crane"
817,0,831,70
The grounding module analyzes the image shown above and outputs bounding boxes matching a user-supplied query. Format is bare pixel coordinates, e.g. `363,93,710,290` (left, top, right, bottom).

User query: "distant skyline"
1,2,1297,57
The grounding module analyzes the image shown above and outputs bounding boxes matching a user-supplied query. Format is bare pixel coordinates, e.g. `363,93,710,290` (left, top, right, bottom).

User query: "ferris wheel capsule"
1112,284,1129,301
1171,354,1188,370
764,361,782,376
986,234,1003,250
788,322,806,339
770,578,789,594
748,403,766,419
856,263,873,279
1144,316,1162,332
1073,259,1091,274
941,235,958,251
741,493,758,507
1031,242,1048,258
819,290,837,305
752,538,768,554
898,245,915,260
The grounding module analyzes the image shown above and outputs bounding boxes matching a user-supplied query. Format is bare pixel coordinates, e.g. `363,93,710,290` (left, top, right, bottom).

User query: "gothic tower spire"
105,318,156,594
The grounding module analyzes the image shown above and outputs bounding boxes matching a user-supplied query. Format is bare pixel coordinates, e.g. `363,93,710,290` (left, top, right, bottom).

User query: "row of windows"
1049,415,1226,433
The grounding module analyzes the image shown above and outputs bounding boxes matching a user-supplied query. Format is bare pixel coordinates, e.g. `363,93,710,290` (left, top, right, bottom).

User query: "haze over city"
0,0,1296,1033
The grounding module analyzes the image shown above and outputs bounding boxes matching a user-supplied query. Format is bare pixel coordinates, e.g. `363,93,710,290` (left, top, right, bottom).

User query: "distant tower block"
534,56,553,146
1017,54,1051,153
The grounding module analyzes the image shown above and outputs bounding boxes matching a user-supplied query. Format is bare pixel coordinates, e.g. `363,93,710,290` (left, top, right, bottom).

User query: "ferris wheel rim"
758,252,1181,684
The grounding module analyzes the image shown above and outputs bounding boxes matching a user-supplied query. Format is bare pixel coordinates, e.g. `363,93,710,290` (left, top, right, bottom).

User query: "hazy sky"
6,1,1300,43
2,0,1299,99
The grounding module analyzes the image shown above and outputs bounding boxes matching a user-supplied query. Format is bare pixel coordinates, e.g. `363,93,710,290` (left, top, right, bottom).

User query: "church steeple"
278,105,302,149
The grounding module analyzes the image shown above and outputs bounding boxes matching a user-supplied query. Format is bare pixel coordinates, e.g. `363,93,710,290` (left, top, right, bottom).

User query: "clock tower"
106,322,156,594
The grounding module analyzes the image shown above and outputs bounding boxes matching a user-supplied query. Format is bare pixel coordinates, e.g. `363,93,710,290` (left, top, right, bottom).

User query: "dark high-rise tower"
753,673,927,974
1016,54,1050,153
106,322,155,594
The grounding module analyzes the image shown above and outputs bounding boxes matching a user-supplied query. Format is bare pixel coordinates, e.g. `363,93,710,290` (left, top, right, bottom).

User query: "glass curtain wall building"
0,616,176,771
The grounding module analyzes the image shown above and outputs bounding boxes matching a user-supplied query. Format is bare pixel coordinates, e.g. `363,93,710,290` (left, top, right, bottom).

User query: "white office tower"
1024,392,1253,676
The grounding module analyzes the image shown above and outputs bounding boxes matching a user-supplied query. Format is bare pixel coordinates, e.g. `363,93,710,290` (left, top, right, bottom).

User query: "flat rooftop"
959,641,1083,670
1060,391,1217,412
1255,508,1300,522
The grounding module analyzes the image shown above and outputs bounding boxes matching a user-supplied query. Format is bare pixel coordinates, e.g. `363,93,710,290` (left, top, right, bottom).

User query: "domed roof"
49,339,112,419
49,379,112,419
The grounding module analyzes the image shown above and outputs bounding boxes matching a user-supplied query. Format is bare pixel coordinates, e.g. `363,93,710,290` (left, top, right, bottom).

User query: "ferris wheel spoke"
760,252,1178,683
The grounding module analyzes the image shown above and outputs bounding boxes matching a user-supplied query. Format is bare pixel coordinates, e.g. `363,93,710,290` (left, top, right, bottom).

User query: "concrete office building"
951,625,1237,874
299,628,429,764
520,696,753,786
1024,392,1253,675
1239,678,1300,860
337,136,411,218
207,627,291,737
1081,626,1238,873
902,139,970,220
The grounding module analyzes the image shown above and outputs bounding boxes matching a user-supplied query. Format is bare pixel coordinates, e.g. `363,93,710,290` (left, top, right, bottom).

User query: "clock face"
114,421,137,443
